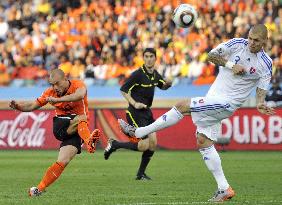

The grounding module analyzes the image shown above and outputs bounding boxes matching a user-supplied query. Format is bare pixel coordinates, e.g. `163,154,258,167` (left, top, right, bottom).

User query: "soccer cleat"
208,186,235,202
118,119,141,143
86,129,101,153
118,119,137,137
104,138,117,160
136,173,152,180
28,187,42,197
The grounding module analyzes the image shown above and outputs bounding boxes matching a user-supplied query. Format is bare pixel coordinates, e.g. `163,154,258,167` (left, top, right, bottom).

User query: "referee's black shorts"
53,114,82,154
126,106,155,128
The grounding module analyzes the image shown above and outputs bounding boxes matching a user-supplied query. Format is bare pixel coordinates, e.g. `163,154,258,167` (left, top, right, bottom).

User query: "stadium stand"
0,0,281,90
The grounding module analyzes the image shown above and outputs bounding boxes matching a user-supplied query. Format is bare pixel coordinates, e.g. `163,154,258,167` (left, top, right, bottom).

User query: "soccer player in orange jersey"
9,69,101,197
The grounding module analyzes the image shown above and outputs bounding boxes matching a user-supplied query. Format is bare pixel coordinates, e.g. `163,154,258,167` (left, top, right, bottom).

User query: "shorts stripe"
126,110,139,127
191,103,230,112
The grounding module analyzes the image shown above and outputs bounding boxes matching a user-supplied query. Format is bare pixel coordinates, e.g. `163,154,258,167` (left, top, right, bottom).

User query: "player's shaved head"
49,69,65,80
250,24,268,39
248,24,268,53
48,69,69,96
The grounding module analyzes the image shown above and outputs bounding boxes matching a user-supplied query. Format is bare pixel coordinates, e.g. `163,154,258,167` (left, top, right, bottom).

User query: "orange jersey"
37,80,89,118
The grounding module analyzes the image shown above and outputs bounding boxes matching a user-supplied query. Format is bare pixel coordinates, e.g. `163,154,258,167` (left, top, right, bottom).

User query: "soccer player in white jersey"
118,24,275,202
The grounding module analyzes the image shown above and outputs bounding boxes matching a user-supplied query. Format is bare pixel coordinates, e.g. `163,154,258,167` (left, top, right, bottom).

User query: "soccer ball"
29,186,41,197
172,4,198,28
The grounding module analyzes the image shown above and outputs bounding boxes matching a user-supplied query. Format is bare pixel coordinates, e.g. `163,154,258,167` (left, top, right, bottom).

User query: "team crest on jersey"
249,67,256,74
199,99,204,104
217,48,223,54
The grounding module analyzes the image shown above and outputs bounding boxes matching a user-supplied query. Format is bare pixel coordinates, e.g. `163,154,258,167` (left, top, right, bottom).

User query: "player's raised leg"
119,99,190,138
68,115,100,153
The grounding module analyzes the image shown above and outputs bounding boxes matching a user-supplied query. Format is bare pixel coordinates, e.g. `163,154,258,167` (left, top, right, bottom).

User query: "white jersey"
207,38,272,109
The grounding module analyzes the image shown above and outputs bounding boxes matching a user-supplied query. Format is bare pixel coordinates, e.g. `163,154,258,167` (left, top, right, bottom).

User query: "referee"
104,48,172,180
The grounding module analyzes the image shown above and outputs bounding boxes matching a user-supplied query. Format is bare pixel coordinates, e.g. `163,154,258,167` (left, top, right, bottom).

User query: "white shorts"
190,96,234,141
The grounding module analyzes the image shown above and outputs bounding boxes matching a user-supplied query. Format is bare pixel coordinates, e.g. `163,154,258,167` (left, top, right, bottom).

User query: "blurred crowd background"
0,0,281,94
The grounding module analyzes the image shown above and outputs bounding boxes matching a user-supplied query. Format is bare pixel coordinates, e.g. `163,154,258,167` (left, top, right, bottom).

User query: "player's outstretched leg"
119,106,184,139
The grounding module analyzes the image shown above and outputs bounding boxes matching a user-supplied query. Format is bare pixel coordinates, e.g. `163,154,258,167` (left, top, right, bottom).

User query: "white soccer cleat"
28,187,42,197
208,186,235,202
118,119,136,137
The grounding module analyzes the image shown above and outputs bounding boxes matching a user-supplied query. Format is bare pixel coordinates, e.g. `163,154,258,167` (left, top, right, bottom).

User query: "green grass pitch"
0,150,282,205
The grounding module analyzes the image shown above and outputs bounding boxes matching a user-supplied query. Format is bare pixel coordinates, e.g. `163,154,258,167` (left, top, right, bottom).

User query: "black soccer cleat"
136,173,152,180
104,139,117,160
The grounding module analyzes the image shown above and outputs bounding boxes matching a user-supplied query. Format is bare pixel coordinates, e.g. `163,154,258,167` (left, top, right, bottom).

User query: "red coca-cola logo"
0,112,49,147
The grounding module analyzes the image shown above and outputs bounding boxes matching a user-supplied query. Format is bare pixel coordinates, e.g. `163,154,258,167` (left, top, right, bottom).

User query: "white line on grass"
116,201,282,205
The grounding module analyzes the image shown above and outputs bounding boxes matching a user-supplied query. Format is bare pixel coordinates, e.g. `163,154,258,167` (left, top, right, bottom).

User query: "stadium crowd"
0,0,281,89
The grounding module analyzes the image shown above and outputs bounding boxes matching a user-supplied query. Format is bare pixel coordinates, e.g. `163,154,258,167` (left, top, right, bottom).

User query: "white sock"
199,145,229,190
135,107,184,138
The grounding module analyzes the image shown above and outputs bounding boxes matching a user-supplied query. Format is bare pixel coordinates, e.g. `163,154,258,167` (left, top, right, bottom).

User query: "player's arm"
256,87,275,115
207,51,245,75
207,40,245,75
9,100,41,112
206,52,228,67
46,87,86,103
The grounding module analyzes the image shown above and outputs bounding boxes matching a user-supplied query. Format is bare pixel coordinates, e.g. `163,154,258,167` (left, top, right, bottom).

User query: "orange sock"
37,162,65,191
78,121,90,142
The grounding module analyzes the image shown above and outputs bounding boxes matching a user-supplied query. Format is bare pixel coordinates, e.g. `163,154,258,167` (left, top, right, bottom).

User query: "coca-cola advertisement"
0,110,56,149
0,110,94,150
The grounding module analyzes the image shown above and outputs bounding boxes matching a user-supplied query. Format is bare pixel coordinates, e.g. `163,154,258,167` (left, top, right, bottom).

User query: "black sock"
137,150,154,176
112,140,138,151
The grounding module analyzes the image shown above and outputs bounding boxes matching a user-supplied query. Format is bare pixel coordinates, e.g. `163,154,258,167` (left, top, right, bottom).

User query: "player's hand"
46,97,59,104
257,103,275,115
232,64,246,75
134,102,147,109
9,100,20,110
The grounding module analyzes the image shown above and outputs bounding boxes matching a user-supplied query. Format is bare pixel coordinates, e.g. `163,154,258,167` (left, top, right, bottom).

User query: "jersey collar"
141,65,155,81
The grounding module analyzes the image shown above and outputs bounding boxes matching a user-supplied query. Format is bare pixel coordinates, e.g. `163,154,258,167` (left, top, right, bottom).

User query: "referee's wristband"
225,61,235,69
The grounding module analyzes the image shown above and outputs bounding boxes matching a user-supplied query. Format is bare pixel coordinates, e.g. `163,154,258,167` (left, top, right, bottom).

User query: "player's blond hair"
250,24,268,39
49,69,65,79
